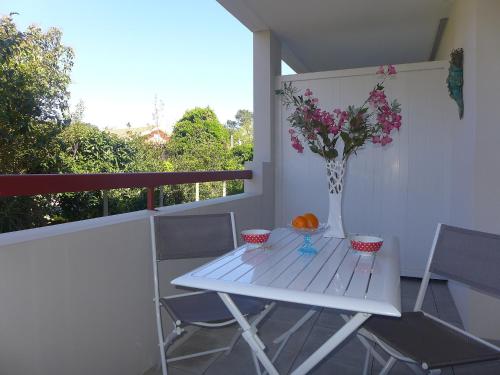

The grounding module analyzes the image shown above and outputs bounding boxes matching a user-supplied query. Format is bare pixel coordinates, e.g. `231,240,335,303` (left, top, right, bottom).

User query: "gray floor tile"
167,325,236,374
290,325,367,374
157,278,492,375
271,312,318,374
316,308,353,329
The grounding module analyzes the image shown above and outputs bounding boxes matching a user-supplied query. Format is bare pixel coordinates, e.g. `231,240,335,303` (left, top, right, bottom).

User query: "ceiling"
217,0,453,73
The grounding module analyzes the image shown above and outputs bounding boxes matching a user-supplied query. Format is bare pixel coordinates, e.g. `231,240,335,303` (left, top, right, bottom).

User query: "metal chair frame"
360,223,500,375
150,212,274,375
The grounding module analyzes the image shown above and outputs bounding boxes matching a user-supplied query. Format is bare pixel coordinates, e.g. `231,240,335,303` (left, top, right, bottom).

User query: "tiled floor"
154,278,500,375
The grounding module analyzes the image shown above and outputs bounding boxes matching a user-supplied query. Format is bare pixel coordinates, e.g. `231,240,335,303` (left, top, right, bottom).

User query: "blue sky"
1,0,293,131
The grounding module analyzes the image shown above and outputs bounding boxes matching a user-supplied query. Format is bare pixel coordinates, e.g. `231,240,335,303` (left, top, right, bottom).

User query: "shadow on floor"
148,278,500,375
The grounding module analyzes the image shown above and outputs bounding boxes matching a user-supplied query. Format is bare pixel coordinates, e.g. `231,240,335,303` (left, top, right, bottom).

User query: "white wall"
275,62,456,276
0,162,274,375
435,0,500,340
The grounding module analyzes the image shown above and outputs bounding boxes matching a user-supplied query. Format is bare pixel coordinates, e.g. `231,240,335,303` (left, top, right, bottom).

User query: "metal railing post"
147,187,155,210
158,186,164,207
195,182,200,202
102,190,109,216
223,181,227,197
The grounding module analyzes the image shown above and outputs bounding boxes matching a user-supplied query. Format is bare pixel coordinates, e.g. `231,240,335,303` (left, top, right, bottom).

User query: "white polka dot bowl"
350,235,383,254
241,229,271,249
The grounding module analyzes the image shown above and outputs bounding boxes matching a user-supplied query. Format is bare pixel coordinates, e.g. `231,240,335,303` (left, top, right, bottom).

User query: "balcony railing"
0,170,252,211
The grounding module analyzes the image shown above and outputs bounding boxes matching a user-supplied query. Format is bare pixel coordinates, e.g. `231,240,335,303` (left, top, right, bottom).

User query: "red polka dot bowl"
350,235,384,253
241,229,271,248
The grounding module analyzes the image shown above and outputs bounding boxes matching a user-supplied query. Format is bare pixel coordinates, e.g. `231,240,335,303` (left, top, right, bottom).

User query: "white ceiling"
217,0,453,73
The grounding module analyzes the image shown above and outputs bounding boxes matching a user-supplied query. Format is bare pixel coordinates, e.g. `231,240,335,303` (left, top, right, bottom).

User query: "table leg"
290,312,371,375
218,292,279,375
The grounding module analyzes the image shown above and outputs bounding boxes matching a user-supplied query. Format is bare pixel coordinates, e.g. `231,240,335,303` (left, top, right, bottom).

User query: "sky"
1,0,294,131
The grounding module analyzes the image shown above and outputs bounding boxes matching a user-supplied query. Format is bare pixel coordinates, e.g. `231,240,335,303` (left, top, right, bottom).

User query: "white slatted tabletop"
172,228,401,317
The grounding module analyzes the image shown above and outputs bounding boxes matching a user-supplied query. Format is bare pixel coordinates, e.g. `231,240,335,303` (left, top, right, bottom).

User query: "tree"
0,15,74,140
71,100,86,123
166,107,234,202
55,122,165,221
0,15,74,232
233,109,253,145
152,94,164,128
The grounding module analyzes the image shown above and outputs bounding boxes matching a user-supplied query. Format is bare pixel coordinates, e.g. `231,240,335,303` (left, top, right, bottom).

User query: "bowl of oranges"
288,213,327,254
291,213,320,231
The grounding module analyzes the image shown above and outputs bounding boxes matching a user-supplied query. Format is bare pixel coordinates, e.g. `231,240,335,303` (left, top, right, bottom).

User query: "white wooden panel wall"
275,62,456,276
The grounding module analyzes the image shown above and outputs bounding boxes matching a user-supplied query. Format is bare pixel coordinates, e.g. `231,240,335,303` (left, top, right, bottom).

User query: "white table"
172,228,401,375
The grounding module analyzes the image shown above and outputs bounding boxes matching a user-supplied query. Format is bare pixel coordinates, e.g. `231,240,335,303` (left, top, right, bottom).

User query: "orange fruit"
303,213,319,229
292,215,307,229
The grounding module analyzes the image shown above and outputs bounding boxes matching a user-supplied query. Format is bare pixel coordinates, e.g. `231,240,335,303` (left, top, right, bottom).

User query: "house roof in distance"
108,125,170,144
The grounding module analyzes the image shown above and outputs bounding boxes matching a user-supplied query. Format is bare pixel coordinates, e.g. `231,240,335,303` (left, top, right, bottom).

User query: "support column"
253,30,281,164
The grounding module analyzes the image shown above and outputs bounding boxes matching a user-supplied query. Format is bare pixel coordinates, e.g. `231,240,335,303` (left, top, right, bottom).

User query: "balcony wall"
435,0,500,340
0,162,273,375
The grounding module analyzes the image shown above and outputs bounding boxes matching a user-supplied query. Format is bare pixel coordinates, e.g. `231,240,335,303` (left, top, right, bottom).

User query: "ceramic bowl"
241,229,271,247
350,235,384,253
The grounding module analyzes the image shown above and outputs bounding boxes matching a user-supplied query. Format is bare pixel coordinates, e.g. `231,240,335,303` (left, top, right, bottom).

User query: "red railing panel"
0,170,253,210
0,170,252,197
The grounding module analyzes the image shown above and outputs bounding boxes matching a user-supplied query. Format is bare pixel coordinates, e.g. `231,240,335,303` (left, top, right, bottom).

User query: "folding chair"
358,223,500,374
150,212,274,375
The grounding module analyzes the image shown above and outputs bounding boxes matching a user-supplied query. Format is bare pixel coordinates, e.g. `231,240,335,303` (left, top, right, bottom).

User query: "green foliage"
55,123,165,221
58,123,135,173
233,109,253,146
0,15,73,231
166,107,235,202
0,16,254,232
0,15,74,138
231,143,253,165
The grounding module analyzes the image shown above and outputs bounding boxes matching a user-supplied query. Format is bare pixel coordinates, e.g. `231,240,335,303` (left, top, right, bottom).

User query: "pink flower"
372,135,381,144
376,66,385,75
291,138,304,153
320,111,334,127
380,135,393,146
369,89,388,108
311,108,322,121
329,125,340,135
387,65,397,75
304,89,313,97
290,133,304,153
311,97,319,104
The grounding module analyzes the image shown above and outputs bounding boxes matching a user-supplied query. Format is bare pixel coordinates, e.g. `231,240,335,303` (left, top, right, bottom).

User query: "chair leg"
379,356,397,375
363,344,372,375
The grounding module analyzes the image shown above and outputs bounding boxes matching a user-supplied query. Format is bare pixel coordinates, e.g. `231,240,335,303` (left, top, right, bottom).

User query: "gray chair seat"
364,311,500,369
161,292,269,324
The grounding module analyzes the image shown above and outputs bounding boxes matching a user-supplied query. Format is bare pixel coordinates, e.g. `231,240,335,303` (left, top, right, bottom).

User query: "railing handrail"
0,170,252,210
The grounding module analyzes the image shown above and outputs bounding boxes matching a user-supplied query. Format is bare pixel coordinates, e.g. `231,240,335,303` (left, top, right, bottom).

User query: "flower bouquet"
276,65,402,238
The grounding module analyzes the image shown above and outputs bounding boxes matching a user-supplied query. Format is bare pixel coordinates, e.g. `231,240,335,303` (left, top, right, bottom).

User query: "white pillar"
253,30,281,163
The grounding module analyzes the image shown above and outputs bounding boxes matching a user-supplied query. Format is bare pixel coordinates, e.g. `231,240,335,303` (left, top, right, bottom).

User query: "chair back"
152,213,236,261
428,224,500,298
